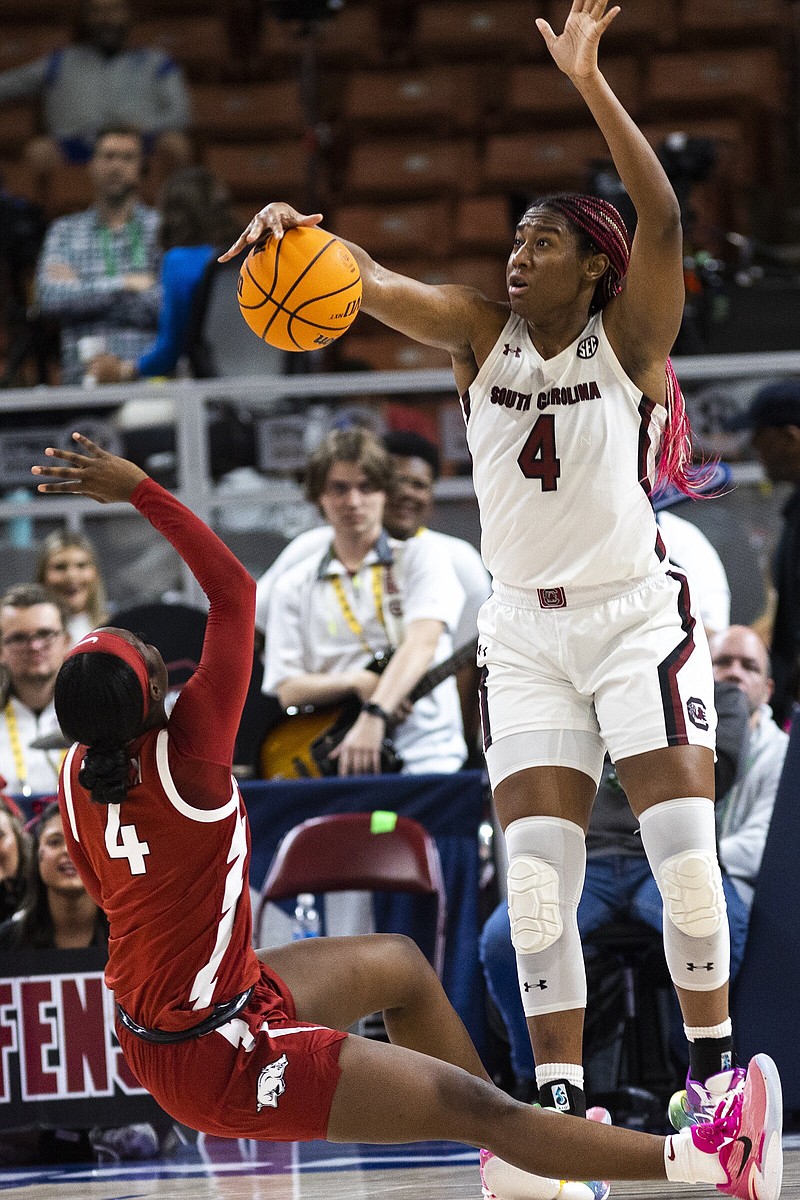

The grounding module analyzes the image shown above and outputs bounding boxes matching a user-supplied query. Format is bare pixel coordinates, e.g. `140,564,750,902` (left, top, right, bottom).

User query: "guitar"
259,638,478,780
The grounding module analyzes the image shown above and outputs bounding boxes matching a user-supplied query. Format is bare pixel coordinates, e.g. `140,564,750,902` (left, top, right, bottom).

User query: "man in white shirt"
263,428,467,776
0,584,70,798
257,431,491,757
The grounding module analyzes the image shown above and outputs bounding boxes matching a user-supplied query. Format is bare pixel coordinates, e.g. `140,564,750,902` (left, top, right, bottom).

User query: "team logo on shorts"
538,587,567,609
687,696,709,731
576,335,599,359
256,1053,288,1111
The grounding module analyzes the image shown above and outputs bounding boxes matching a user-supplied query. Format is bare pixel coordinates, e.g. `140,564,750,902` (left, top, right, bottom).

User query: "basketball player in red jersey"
220,3,784,1195
31,432,780,1200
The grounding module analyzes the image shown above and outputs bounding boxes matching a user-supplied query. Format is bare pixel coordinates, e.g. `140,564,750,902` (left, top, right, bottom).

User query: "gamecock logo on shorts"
687,697,709,731
256,1053,288,1111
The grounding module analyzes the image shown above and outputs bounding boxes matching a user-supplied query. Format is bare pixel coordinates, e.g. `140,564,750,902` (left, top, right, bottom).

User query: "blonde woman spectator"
36,532,109,643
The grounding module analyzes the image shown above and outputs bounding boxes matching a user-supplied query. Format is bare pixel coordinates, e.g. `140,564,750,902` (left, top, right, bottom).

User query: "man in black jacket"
728,379,800,728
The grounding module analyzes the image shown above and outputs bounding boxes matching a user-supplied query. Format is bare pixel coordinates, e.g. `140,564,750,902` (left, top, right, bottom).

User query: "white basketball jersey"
462,310,668,590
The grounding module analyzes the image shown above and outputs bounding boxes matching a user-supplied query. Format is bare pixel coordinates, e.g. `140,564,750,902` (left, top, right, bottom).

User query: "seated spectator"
0,802,161,1164
0,796,32,923
36,531,110,644
0,584,70,798
88,166,241,382
34,125,161,386
262,428,467,777
0,0,191,193
479,624,787,1096
0,802,107,949
256,431,491,756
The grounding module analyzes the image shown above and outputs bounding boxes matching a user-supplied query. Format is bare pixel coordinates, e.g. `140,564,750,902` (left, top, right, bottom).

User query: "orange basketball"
237,225,362,352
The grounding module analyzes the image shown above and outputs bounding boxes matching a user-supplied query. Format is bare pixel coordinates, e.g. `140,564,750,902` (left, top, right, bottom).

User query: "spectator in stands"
480,624,786,1095
36,531,110,644
728,379,800,727
657,510,730,636
262,428,467,776
0,796,32,924
256,430,491,757
0,802,107,949
0,585,70,798
0,801,162,1164
34,125,161,386
0,0,191,194
87,166,241,382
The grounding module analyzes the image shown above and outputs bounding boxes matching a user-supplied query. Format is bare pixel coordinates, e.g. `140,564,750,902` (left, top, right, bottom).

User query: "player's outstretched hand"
218,203,323,262
31,433,147,504
536,0,620,81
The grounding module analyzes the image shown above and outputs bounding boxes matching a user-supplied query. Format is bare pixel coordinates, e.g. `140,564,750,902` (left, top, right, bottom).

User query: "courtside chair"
257,811,448,978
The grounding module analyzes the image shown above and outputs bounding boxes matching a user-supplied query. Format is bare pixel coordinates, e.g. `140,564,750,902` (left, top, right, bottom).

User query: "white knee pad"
505,816,587,1017
638,797,729,992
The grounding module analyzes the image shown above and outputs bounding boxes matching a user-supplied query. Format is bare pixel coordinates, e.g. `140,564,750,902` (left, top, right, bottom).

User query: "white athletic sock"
535,1063,584,1090
664,1130,726,1185
684,1019,733,1042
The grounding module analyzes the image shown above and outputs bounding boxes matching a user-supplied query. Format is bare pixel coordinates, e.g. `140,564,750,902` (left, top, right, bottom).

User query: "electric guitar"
259,638,478,780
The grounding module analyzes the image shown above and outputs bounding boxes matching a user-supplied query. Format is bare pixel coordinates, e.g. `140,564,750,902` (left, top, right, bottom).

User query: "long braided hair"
524,194,707,497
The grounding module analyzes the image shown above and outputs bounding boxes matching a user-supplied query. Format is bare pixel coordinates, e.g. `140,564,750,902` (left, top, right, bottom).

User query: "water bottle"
292,893,320,940
6,487,33,549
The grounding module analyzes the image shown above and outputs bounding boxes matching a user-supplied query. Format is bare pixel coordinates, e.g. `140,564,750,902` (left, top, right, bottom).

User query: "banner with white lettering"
0,947,167,1130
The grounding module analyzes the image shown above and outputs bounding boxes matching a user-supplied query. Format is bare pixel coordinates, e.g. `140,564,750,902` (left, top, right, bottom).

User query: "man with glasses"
0,584,70,798
262,428,467,777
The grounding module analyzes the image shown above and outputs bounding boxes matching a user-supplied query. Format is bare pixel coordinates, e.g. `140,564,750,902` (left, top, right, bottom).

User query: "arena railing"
0,348,798,604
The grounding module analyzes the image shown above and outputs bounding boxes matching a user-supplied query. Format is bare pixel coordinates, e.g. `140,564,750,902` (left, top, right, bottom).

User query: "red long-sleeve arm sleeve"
130,479,255,778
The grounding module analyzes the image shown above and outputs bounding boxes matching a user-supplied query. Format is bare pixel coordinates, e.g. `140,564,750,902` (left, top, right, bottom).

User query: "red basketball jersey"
60,729,261,1033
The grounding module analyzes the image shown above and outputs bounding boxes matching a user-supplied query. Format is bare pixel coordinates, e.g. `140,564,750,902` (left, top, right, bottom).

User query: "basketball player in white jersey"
221,3,779,1195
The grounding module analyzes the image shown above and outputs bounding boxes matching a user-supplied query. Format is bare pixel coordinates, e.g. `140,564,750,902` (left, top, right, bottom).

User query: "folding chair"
257,811,447,978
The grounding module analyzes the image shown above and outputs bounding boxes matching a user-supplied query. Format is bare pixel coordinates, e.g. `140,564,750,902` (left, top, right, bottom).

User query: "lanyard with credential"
99,218,147,277
4,701,63,797
329,564,389,657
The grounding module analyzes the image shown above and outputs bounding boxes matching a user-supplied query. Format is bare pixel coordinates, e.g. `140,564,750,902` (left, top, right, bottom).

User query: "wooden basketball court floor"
0,1135,798,1200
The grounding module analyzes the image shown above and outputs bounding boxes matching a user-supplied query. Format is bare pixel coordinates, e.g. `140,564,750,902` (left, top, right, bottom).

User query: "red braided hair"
524,194,710,496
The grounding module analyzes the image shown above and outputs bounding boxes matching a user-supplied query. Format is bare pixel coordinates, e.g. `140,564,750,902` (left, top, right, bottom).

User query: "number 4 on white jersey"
105,803,150,875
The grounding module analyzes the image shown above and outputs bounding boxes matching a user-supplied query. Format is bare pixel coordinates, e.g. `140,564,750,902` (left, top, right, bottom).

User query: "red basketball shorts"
117,961,347,1141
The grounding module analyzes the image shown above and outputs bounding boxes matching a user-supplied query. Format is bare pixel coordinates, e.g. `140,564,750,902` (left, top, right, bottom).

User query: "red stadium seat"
645,49,785,117
331,200,452,260
0,23,71,71
501,56,641,124
204,141,311,205
548,0,677,49
340,331,451,372
129,16,228,76
190,81,304,141
454,195,516,255
340,65,482,135
678,0,785,46
482,127,607,192
342,136,479,201
411,2,549,63
0,104,38,154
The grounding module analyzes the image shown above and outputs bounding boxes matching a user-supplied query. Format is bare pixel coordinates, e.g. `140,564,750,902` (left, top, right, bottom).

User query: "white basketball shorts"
477,569,717,790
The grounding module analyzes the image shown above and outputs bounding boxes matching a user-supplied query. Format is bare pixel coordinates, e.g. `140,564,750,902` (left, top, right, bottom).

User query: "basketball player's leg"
492,763,596,1075
260,934,490,1080
326,1033,670,1181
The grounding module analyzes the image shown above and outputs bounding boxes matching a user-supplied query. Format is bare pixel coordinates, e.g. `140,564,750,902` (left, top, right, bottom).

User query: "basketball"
237,225,362,352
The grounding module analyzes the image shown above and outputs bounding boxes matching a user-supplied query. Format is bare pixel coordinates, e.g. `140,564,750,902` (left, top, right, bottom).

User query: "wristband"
361,701,391,725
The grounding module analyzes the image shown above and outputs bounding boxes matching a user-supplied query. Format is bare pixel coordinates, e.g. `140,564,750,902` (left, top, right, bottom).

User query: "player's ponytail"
525,193,715,498
55,653,144,805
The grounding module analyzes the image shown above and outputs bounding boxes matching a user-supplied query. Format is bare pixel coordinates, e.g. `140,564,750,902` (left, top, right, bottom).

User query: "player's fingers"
69,432,105,456
34,481,83,493
31,464,84,479
597,5,620,30
535,18,556,44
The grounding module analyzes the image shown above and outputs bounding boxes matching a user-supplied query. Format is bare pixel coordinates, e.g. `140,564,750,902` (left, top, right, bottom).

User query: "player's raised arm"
220,201,504,364
537,0,685,371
